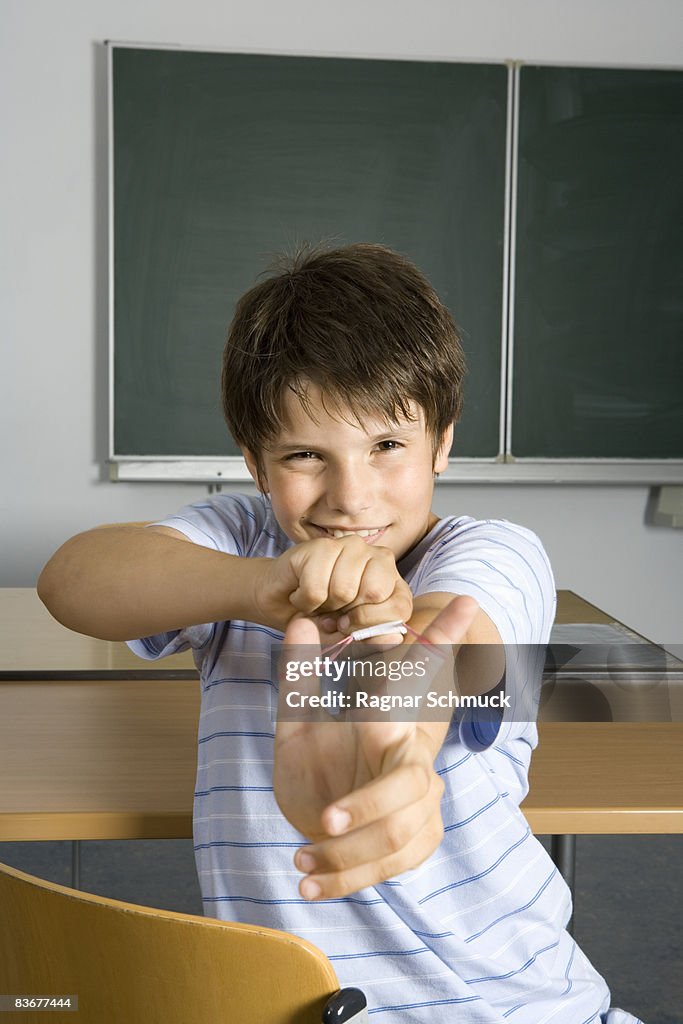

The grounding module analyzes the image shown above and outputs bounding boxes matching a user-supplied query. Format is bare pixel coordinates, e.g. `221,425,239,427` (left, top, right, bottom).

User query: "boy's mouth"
312,525,387,543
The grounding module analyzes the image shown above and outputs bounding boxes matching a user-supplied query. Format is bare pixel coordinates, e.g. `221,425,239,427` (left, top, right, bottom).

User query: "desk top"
1,673,681,839
0,587,619,678
0,588,197,678
1,589,681,840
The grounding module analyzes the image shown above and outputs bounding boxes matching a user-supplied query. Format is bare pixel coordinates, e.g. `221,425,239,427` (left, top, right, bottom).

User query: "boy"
39,245,638,1022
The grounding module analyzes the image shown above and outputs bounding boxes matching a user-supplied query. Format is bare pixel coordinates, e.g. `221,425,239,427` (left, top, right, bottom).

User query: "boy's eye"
376,439,404,451
285,451,319,461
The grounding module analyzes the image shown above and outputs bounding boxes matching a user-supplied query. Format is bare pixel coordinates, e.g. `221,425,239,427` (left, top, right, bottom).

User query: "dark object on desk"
540,679,613,722
542,638,680,722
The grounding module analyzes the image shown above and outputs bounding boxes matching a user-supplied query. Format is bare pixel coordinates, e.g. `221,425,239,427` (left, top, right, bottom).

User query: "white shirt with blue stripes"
129,494,639,1024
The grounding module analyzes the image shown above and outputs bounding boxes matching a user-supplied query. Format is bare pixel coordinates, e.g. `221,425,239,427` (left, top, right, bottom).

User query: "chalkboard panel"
112,47,508,460
512,66,683,459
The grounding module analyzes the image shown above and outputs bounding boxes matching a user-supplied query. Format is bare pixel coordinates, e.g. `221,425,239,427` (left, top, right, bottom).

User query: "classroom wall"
2,0,681,647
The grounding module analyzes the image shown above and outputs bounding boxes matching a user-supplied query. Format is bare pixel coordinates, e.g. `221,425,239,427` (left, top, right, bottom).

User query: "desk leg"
551,835,576,934
71,840,81,890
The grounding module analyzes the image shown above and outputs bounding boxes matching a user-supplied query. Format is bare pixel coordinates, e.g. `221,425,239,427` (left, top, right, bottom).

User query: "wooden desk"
1,589,682,844
0,589,197,843
528,592,683,835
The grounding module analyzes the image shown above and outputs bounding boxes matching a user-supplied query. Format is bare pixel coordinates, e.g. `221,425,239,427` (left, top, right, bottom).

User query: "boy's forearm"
37,526,268,641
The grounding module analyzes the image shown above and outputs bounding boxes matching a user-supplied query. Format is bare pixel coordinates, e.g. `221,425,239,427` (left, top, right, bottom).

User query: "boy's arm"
37,524,270,641
38,525,412,643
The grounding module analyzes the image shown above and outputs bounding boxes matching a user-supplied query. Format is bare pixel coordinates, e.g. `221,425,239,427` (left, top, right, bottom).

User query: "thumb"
418,595,480,648
277,616,325,733
284,614,321,648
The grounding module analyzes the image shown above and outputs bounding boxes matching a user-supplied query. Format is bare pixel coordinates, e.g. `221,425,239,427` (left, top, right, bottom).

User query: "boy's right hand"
252,536,413,639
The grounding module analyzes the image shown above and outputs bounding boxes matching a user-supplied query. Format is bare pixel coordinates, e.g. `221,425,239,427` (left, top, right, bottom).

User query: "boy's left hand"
273,596,479,900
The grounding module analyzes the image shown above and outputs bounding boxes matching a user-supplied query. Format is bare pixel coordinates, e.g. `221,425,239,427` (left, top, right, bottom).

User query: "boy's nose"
325,464,373,517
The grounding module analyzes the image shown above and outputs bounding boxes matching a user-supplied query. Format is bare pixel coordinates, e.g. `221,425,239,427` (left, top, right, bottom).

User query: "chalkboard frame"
107,45,683,484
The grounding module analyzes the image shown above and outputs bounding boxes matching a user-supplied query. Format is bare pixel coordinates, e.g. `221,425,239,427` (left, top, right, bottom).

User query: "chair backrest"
0,860,339,1023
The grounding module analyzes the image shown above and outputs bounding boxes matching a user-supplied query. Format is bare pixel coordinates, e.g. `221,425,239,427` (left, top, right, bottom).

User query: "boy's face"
243,385,452,561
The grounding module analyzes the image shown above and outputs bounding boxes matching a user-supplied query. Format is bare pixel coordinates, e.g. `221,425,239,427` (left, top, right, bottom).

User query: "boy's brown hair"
221,243,466,475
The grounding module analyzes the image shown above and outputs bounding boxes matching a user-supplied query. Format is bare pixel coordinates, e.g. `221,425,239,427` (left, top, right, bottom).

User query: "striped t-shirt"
129,493,633,1023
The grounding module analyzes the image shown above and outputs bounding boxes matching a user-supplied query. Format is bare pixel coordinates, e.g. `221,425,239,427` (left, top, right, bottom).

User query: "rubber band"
321,621,446,659
350,621,407,641
402,622,446,656
321,634,354,660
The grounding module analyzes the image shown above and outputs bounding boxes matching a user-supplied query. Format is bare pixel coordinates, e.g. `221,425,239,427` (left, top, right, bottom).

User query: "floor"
1,834,680,1021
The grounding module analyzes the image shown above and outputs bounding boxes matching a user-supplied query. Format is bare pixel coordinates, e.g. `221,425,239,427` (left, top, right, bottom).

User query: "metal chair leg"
71,840,81,890
551,834,576,934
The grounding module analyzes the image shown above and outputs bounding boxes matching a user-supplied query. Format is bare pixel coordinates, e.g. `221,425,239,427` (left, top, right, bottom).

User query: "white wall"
2,0,681,646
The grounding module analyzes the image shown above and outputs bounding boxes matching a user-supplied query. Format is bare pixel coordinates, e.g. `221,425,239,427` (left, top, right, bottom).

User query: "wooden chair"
0,860,367,1023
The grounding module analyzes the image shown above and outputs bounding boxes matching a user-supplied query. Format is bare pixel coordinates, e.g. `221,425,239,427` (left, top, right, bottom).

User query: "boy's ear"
241,448,268,493
434,424,453,473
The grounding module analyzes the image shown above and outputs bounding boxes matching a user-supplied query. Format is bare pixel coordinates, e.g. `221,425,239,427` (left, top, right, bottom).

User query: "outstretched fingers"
294,752,444,900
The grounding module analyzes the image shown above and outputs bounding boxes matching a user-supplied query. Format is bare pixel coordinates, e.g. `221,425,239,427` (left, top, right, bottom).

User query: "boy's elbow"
37,554,63,615
37,560,115,640
37,527,149,642
37,535,93,630
37,557,76,631
36,564,51,607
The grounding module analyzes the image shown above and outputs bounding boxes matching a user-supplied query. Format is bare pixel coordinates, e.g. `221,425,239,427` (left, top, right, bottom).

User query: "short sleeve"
145,494,271,558
126,494,277,659
127,626,213,660
412,519,556,647
411,519,555,758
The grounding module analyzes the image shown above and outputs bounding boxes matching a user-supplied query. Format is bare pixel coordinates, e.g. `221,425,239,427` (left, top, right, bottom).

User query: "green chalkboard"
512,66,683,459
112,47,508,460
